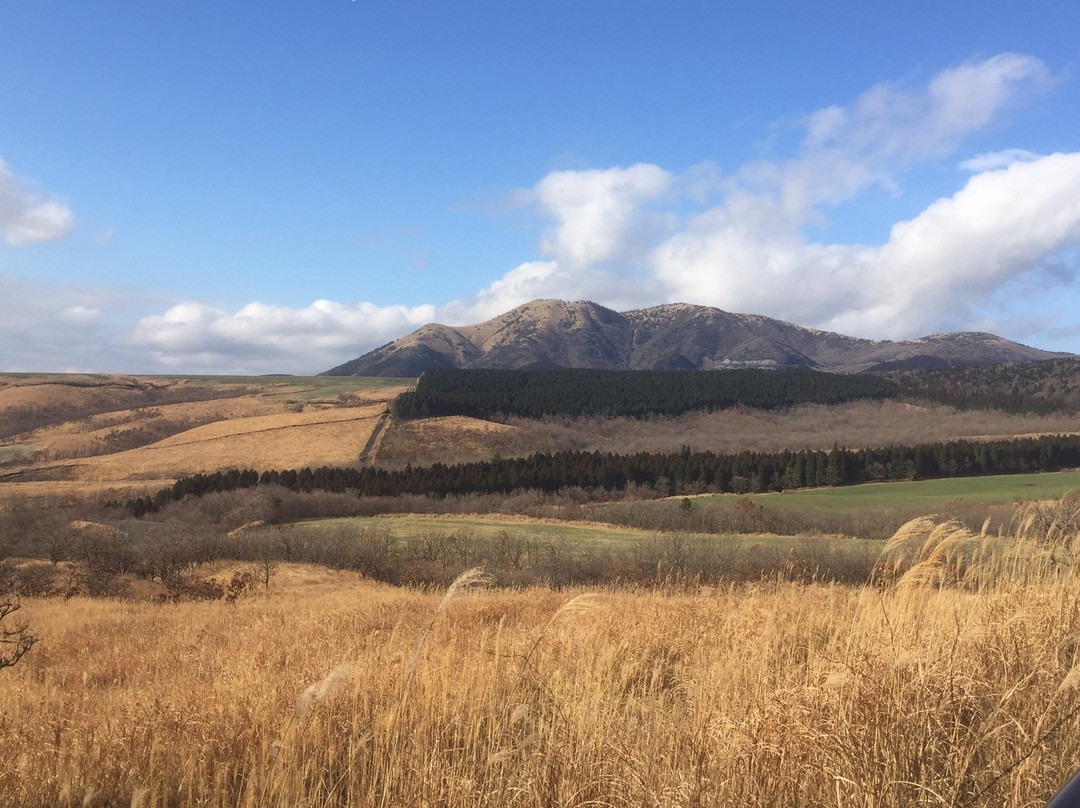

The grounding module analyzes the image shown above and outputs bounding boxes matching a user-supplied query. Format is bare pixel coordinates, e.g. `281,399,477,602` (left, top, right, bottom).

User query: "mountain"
322,300,1070,376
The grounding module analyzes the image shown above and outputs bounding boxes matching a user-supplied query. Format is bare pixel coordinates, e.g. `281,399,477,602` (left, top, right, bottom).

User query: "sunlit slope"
49,406,387,481
0,375,409,499
10,395,286,461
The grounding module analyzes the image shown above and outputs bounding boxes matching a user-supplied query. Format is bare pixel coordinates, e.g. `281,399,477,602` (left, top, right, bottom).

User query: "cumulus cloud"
125,259,667,374
441,261,563,324
0,157,76,245
653,153,1080,339
530,163,673,268
128,299,439,374
120,163,679,373
643,55,1075,340
850,153,1080,334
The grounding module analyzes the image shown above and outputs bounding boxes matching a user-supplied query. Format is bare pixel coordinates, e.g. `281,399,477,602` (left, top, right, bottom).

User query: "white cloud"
0,157,76,245
921,54,1049,149
530,163,673,268
128,299,439,374
846,153,1080,336
125,256,668,374
653,152,1080,339
110,54,1080,372
441,261,562,323
772,53,1050,214
646,54,1072,338
959,148,1042,172
0,274,160,372
61,305,101,324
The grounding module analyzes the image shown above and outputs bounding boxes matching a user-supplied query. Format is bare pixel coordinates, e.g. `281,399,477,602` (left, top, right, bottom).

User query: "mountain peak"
322,300,1070,376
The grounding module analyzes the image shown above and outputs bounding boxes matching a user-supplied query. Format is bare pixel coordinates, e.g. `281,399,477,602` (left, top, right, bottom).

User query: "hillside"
323,300,1068,376
3,366,1079,506
0,374,409,503
888,356,1080,413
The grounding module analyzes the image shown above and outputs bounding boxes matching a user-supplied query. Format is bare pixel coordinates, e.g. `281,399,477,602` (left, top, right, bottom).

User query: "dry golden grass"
379,415,518,466
378,399,1080,467
4,507,1080,807
53,407,386,482
0,375,157,410
18,396,290,460
326,385,411,405
151,405,386,447
0,376,404,504
0,479,175,504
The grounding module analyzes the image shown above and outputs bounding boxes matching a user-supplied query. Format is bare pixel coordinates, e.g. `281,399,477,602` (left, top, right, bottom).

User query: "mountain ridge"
322,299,1070,376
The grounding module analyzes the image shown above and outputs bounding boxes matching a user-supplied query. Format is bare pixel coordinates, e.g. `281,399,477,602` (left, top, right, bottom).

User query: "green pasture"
287,514,653,550
0,444,39,463
158,375,414,399
262,376,413,401
699,469,1080,513
276,513,880,554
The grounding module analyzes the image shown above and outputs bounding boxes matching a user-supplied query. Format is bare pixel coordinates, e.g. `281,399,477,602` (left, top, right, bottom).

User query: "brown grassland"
4,509,1080,806
2,374,1078,504
4,374,1080,806
376,399,1080,468
0,375,408,505
51,404,388,482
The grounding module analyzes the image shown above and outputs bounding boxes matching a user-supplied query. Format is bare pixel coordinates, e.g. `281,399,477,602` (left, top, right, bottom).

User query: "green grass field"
287,514,656,549
0,443,40,463
275,513,882,554
699,469,1080,512
157,375,414,399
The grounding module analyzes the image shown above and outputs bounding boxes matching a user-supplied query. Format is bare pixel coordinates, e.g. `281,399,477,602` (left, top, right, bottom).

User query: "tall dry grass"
3,502,1080,806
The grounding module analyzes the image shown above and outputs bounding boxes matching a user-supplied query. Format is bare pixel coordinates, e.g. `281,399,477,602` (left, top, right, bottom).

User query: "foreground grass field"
5,510,1080,808
6,373,1080,804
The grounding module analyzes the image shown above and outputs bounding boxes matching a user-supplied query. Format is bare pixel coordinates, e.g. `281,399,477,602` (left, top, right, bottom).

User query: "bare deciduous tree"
1,594,37,671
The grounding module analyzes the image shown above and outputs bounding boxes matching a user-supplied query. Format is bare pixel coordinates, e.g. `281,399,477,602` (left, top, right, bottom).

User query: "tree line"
128,433,1080,516
392,368,899,420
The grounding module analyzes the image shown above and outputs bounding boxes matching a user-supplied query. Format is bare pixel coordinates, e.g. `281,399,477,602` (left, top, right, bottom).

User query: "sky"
3,1,1080,375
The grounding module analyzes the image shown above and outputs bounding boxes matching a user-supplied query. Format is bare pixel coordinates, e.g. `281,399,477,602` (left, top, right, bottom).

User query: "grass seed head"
294,662,354,717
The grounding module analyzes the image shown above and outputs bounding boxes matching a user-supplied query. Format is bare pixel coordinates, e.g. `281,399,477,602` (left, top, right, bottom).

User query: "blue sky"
3,1,1080,374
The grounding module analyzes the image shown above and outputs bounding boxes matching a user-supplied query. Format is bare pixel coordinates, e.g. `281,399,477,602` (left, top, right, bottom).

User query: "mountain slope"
323,300,1069,376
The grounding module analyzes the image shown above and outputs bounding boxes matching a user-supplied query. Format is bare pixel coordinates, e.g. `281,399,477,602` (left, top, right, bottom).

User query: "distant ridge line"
323,299,1070,376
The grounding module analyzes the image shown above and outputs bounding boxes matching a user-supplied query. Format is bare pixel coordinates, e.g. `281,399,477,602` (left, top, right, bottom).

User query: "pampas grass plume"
294,662,354,717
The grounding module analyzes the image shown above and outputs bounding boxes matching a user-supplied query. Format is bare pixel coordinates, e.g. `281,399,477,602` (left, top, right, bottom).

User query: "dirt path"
359,410,391,465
